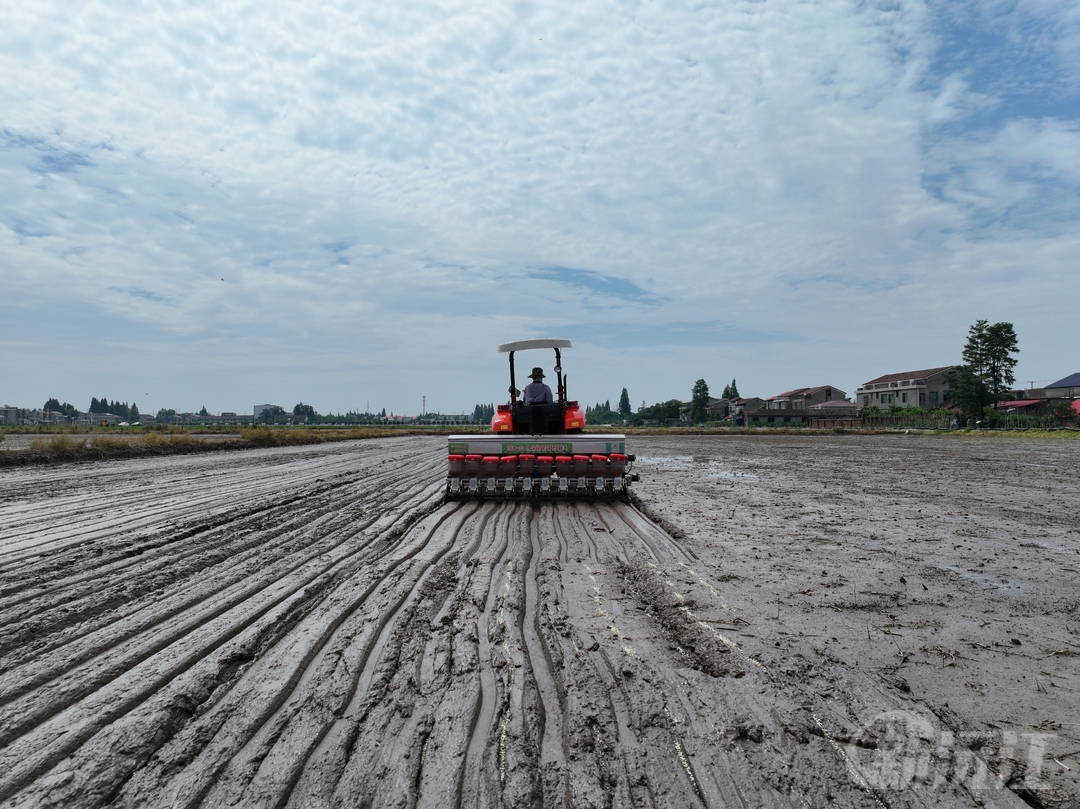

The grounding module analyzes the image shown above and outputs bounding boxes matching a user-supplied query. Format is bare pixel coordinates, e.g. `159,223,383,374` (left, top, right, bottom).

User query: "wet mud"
0,434,1074,807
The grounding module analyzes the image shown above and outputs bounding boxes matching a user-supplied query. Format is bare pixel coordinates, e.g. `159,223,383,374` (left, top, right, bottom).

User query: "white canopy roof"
497,338,573,353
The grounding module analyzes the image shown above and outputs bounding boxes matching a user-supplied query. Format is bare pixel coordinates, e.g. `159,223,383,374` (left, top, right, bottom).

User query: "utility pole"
422,395,426,416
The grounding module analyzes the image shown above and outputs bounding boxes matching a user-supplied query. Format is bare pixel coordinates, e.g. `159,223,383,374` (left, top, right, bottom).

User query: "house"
808,399,858,413
729,397,764,415
855,366,954,410
745,409,811,427
704,397,731,419
765,386,846,410
1045,373,1080,399
745,397,857,428
701,397,764,420
253,404,281,419
996,398,1054,415
77,412,121,426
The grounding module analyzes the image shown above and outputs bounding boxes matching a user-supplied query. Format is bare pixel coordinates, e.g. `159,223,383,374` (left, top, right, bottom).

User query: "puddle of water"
938,565,1026,592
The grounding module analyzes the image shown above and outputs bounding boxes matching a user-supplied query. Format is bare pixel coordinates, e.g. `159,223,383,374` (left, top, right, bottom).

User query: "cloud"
528,266,661,307
1,0,1078,412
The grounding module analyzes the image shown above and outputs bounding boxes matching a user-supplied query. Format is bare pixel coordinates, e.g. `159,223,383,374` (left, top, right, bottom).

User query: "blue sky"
2,0,1077,416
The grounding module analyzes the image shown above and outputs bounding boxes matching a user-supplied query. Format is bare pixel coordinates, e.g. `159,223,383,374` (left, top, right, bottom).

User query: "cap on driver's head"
529,367,545,379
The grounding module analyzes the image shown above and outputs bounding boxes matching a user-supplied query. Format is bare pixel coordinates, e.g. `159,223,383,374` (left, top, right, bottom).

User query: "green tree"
258,405,286,424
130,403,140,422
1052,401,1077,426
293,402,317,419
721,378,740,399
947,319,1020,423
472,403,495,423
618,388,632,419
631,399,684,425
945,365,993,425
586,401,617,422
43,399,78,419
961,319,1019,401
690,379,710,423
156,408,176,423
199,405,209,417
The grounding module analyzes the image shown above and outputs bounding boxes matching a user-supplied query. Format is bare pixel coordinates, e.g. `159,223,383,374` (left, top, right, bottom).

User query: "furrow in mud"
0,443,436,596
0,436,1042,808
0,441,444,805
0,460,438,674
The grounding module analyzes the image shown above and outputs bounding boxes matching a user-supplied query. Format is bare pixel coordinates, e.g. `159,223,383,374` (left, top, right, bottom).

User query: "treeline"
43,398,79,418
473,403,495,422
89,397,140,422
585,400,617,422
43,397,141,422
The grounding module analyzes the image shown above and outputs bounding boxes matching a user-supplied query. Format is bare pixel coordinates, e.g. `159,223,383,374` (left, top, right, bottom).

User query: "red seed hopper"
446,338,636,499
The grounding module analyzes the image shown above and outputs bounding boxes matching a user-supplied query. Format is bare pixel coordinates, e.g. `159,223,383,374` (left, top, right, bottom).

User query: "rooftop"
861,366,954,386
1047,372,1080,389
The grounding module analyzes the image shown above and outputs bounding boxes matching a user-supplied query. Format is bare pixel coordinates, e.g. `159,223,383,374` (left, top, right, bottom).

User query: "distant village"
4,367,1078,430
711,368,1079,429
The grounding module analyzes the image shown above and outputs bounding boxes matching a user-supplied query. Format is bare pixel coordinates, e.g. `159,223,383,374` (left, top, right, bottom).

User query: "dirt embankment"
0,434,1074,807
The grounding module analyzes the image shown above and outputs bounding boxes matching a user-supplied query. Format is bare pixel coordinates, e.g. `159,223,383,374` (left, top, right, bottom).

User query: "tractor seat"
513,402,564,434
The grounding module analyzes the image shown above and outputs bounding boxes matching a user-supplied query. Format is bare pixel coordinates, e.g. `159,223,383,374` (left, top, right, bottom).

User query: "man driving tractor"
522,367,553,405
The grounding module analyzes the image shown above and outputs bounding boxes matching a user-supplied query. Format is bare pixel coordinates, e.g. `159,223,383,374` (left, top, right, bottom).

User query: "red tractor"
446,339,635,498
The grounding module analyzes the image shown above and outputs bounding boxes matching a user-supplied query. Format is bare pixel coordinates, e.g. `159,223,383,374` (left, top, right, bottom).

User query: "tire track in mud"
150,501,475,809
0,453,437,663
0,498,450,806
0,442,436,584
0,440,445,805
0,438,1029,808
0,474,443,732
0,453,442,692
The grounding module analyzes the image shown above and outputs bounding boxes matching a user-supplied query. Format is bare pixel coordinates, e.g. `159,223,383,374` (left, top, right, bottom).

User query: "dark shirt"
523,381,553,405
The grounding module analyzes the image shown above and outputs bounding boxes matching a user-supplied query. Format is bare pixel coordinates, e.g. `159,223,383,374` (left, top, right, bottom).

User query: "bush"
31,435,86,451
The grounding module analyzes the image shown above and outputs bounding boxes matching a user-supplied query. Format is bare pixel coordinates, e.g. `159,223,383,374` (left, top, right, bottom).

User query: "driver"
522,367,553,405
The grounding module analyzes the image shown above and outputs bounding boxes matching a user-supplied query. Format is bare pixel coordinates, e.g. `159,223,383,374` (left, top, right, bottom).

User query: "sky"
2,0,1078,417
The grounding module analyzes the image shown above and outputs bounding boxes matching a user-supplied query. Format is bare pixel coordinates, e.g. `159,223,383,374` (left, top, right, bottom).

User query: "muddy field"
0,434,1076,808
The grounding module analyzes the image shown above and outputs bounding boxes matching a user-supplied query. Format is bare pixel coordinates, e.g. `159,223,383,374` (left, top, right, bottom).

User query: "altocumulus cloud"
0,0,1077,413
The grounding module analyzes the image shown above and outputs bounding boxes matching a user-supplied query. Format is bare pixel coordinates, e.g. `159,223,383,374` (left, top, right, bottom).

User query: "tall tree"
293,402,316,419
618,388,631,419
945,365,993,423
721,378,740,399
958,319,1020,401
690,379,710,424
947,320,1020,421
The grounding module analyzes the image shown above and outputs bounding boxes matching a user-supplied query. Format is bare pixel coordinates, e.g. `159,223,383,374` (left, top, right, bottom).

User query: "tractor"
446,339,635,498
